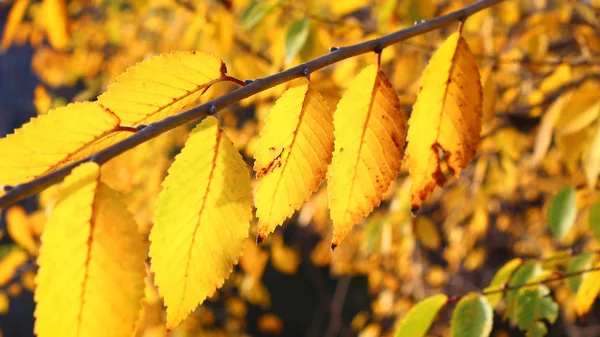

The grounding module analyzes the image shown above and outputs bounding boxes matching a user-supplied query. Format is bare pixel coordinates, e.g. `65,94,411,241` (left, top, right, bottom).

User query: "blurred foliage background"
0,0,599,336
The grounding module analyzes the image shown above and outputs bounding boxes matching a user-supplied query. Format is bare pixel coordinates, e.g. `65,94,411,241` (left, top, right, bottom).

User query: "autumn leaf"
0,102,119,186
394,294,447,337
34,162,146,337
42,0,69,50
149,116,253,329
98,51,226,126
254,79,334,242
1,0,30,51
6,206,38,255
328,64,407,248
0,247,28,286
575,262,600,316
405,32,482,212
484,258,523,308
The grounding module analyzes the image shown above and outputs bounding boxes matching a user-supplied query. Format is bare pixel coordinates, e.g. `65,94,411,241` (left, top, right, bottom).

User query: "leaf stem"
0,0,506,209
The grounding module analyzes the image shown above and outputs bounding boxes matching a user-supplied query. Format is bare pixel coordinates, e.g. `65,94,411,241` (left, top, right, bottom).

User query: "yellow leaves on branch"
0,52,228,186
149,116,253,329
98,51,225,126
0,102,119,186
328,64,407,248
254,79,334,242
34,162,146,337
406,32,482,212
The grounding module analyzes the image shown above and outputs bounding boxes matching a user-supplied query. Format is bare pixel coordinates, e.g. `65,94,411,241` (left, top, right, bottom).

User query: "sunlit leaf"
1,0,30,50
254,79,334,242
548,186,576,240
584,113,600,189
242,0,277,30
0,102,119,186
485,258,523,308
98,51,225,126
285,18,310,62
5,206,38,255
328,64,407,247
42,0,69,50
406,32,482,212
34,162,146,337
575,261,600,316
566,252,594,292
150,116,253,329
451,293,493,337
394,294,448,337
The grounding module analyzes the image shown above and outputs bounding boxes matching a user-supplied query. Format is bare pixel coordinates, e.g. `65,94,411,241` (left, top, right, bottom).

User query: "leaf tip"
256,233,265,245
410,206,419,217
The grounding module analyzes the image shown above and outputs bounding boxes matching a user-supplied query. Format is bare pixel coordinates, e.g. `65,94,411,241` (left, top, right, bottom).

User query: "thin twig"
0,0,506,209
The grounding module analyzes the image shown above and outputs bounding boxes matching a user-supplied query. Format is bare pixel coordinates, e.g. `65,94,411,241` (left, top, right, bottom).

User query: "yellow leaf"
584,116,600,189
328,64,407,248
528,93,571,167
98,51,225,127
6,206,38,255
575,262,600,316
406,32,482,211
0,247,28,286
270,236,300,275
0,102,119,186
254,79,334,241
34,162,146,337
330,0,370,15
539,63,571,95
414,216,441,250
0,291,8,314
42,0,69,50
149,116,253,329
556,81,600,135
1,0,30,50
480,67,497,131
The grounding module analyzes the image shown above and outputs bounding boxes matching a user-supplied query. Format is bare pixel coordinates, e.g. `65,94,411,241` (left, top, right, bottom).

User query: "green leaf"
515,286,558,337
484,258,523,308
241,0,277,30
548,186,577,240
566,252,594,292
589,200,600,242
451,293,493,337
285,18,310,63
505,261,542,320
394,294,448,337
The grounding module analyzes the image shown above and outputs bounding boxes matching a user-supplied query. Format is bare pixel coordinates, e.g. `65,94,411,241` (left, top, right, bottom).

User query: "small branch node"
2,185,14,192
136,124,147,131
329,46,339,52
244,79,254,85
302,67,310,80
209,104,217,115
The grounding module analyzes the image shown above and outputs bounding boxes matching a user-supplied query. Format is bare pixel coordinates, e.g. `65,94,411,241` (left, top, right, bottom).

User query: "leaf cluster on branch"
0,0,599,336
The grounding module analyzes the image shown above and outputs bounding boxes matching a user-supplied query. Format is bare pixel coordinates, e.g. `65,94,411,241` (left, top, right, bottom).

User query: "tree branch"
0,0,505,209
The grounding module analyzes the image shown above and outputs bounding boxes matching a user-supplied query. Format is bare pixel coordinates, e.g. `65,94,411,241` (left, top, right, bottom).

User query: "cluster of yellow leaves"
0,25,484,331
1,0,599,335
